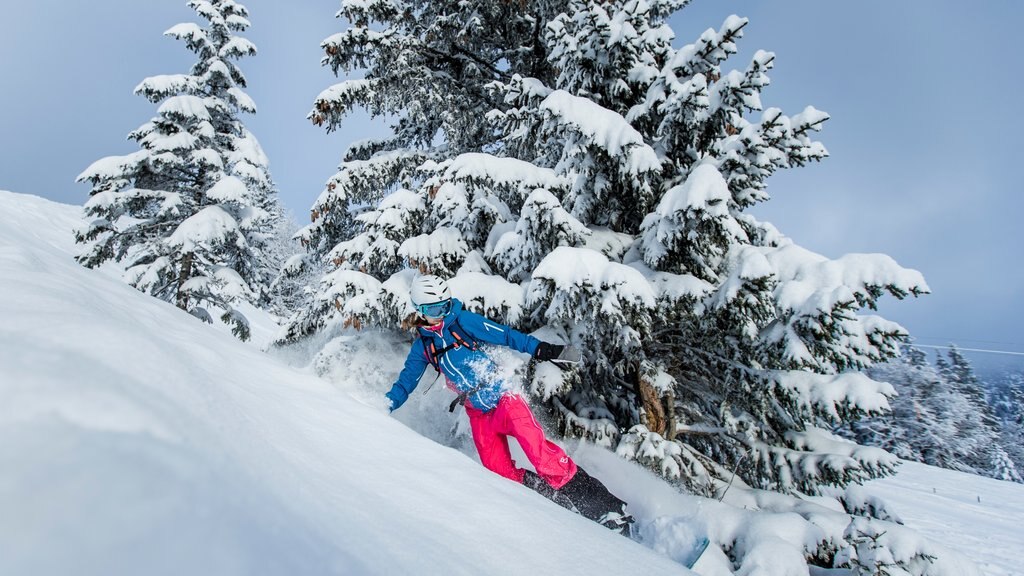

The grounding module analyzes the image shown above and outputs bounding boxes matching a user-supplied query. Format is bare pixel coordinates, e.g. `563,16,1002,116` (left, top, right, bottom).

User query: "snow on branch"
76,151,149,184
134,75,199,102
491,188,590,282
449,272,525,325
227,86,256,113
749,426,899,493
640,162,748,275
669,15,748,79
530,246,656,312
399,227,469,277
188,1,224,26
225,14,251,31
315,148,428,210
784,427,898,477
158,95,212,122
791,105,830,134
207,175,249,204
707,242,928,371
773,370,895,421
339,0,404,25
764,244,930,313
312,79,376,125
539,90,661,175
165,22,207,44
440,153,570,191
220,36,257,59
321,269,383,309
142,130,200,154
709,49,775,116
167,205,244,252
657,162,734,218
644,269,715,303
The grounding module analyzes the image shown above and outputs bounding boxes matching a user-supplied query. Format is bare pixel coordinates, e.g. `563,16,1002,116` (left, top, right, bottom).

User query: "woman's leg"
495,394,577,489
492,396,633,534
558,467,627,520
466,404,524,482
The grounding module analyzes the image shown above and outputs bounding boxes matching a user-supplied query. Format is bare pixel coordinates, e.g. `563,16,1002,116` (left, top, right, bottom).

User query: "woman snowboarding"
385,274,633,535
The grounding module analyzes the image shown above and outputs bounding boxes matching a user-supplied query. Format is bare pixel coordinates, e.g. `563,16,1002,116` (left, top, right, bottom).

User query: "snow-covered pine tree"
991,373,1024,475
847,345,1024,483
495,2,927,494
266,212,327,318
938,345,1002,473
279,0,572,340
991,447,1022,483
849,346,965,469
291,1,927,496
76,0,283,340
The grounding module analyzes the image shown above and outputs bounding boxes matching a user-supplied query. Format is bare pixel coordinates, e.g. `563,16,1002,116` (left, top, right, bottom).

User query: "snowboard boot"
522,470,573,510
557,467,634,537
598,510,635,537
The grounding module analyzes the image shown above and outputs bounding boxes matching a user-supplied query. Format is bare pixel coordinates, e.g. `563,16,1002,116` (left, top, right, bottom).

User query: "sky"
1,189,1009,575
1,0,1021,372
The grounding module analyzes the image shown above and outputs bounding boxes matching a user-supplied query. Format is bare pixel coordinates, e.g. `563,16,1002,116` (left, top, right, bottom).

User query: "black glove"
534,342,564,362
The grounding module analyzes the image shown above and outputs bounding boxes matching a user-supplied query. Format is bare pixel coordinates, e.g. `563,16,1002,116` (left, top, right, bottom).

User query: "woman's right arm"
385,338,429,412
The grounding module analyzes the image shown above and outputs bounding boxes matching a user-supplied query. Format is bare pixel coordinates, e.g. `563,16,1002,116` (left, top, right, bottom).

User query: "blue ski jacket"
386,299,540,412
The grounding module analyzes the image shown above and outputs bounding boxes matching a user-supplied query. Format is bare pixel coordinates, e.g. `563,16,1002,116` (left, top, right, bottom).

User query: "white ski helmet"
410,274,452,307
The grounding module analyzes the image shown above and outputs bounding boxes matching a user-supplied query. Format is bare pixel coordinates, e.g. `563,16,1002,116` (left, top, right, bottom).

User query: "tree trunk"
176,251,194,310
638,372,674,438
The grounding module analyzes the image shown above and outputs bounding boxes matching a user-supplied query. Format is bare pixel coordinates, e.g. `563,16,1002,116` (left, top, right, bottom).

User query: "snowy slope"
0,190,688,575
0,190,1019,576
864,461,1024,576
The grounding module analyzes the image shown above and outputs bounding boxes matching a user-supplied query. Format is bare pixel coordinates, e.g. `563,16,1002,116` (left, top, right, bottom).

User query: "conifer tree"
991,447,1022,483
851,347,963,469
940,345,1002,471
290,0,927,496
266,213,327,318
849,345,1022,482
991,374,1024,474
498,2,926,494
76,0,283,340
282,0,571,339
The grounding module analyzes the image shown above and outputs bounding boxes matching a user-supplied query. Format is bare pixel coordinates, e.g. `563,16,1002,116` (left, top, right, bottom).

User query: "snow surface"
863,461,1024,576
0,191,687,575
0,191,1019,576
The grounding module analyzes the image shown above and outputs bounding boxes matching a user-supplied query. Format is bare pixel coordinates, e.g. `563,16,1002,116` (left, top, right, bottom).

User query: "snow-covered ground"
863,461,1023,576
0,190,1018,575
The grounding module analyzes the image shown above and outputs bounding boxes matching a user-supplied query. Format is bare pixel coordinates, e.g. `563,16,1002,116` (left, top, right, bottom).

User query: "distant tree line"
842,344,1023,483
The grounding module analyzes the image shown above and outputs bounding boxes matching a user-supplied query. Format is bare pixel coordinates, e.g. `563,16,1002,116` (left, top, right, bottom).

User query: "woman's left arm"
457,310,540,355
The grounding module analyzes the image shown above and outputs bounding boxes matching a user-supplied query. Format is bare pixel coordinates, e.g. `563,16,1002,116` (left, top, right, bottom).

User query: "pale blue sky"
1,1,1021,371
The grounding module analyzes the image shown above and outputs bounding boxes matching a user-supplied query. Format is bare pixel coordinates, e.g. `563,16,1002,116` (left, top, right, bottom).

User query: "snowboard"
684,536,710,569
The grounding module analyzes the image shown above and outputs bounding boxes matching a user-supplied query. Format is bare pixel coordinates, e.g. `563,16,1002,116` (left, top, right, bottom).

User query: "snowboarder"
386,274,633,535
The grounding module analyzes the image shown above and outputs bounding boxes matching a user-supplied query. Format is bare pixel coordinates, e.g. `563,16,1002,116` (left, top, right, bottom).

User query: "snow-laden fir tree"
506,1,929,495
847,345,1021,483
843,347,933,463
279,0,571,340
937,345,1002,471
76,0,284,340
266,213,326,318
849,346,979,472
288,0,927,496
991,373,1024,475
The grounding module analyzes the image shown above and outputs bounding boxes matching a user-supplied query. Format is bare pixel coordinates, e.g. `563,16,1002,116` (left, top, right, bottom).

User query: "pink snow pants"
465,394,577,489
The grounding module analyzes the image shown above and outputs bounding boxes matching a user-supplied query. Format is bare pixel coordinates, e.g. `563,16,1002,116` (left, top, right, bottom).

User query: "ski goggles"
415,299,452,318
